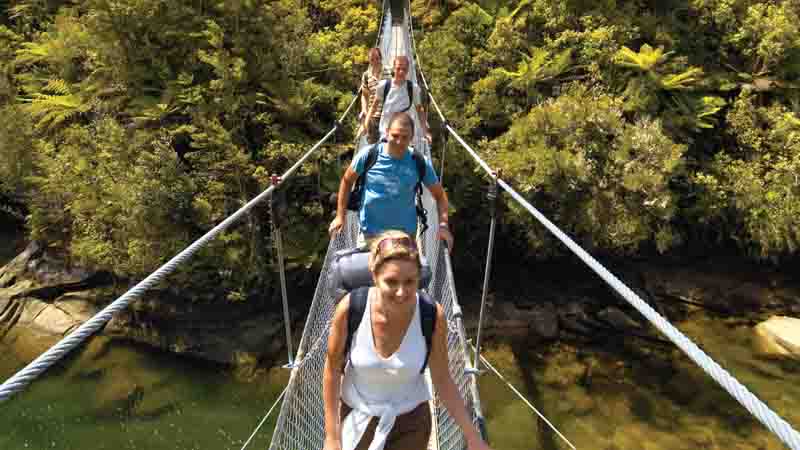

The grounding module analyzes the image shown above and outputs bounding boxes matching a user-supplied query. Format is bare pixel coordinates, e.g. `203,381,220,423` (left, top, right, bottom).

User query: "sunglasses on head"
377,236,417,254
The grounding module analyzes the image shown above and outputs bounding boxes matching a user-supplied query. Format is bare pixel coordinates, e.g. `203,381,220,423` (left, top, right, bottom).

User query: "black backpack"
343,286,437,373
346,144,429,233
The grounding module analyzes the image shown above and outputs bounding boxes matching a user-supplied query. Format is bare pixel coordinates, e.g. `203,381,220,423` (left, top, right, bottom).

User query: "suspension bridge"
1,1,799,449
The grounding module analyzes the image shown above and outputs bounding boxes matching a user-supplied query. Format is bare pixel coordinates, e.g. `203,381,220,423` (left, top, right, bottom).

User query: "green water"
0,337,288,450
1,315,798,450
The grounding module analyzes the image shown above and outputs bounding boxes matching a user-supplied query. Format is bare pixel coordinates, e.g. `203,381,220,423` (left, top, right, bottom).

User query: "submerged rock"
753,316,800,360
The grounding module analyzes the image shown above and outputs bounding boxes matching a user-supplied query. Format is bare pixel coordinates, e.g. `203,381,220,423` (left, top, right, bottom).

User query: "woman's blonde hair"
369,230,421,275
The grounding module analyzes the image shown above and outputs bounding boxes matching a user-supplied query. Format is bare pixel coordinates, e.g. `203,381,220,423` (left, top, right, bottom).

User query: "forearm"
417,106,430,132
436,193,449,225
437,375,483,444
336,177,351,219
365,97,379,123
323,358,342,442
360,90,368,114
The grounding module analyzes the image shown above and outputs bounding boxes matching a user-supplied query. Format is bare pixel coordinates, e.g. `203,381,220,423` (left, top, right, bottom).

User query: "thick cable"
473,348,576,450
445,125,492,175
338,93,360,124
239,386,288,450
438,129,448,183
0,97,357,402
495,177,800,449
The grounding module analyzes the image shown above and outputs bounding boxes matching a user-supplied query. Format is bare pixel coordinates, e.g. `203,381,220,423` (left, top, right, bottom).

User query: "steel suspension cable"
0,94,360,404
415,83,800,448
239,386,288,450
494,176,800,449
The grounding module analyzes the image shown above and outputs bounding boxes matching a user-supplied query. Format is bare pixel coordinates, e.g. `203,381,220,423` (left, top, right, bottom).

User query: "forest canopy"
1,0,799,294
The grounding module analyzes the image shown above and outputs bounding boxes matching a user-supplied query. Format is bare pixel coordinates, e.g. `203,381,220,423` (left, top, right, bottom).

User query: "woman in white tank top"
323,230,493,450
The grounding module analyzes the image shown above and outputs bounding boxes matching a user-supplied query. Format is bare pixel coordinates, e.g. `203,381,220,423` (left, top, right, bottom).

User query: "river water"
1,233,798,450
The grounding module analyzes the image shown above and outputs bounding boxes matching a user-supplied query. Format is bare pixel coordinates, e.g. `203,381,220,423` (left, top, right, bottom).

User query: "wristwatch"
439,222,449,230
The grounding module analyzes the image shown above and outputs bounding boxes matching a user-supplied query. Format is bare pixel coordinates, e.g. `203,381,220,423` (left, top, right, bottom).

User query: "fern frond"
661,68,704,90
15,42,51,66
615,44,671,72
20,92,88,132
43,78,71,95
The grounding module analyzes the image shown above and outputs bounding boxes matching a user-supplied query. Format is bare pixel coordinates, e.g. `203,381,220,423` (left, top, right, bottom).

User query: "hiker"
362,55,432,144
328,112,453,250
322,230,493,450
358,48,390,144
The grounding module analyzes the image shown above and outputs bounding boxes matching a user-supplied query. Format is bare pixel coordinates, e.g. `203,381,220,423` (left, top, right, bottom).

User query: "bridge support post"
473,172,500,374
270,175,296,369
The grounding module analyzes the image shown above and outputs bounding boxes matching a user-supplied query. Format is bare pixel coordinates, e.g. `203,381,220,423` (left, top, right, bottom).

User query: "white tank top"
340,288,432,450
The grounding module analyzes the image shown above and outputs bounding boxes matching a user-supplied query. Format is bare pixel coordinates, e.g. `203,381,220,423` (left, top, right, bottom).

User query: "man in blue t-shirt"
328,112,453,249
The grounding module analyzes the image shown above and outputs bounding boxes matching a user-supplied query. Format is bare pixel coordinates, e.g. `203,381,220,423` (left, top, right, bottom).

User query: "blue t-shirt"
350,144,439,236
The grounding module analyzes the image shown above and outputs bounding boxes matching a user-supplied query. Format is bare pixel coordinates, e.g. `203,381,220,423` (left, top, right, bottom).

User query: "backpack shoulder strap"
411,149,429,234
411,148,426,182
382,79,391,103
347,144,382,212
364,143,380,172
418,291,438,373
344,287,370,366
406,80,414,106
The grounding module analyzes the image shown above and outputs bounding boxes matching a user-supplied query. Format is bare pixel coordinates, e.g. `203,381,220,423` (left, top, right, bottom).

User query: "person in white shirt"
322,230,492,450
362,55,432,144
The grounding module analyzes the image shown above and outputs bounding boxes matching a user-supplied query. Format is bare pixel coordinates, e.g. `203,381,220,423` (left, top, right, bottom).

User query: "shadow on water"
476,313,799,450
511,341,560,450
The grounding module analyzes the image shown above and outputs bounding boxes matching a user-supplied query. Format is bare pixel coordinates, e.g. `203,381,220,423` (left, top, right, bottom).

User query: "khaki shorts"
340,401,432,450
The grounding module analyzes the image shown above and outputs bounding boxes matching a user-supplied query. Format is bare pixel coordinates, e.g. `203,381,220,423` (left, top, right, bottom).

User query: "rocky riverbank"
2,239,799,369
458,255,800,351
0,242,308,367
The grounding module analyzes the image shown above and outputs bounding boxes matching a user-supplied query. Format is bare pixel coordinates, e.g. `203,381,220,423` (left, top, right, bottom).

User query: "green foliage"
3,0,359,291
614,43,726,134
0,105,34,201
694,93,800,258
0,25,21,102
1,0,799,286
20,78,91,132
487,85,686,254
728,2,800,75
418,3,494,131
410,0,800,260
